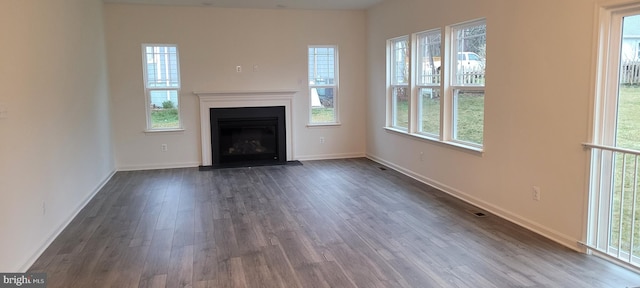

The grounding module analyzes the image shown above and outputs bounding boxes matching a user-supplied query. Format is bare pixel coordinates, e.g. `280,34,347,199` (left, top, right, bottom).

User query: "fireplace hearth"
210,106,286,168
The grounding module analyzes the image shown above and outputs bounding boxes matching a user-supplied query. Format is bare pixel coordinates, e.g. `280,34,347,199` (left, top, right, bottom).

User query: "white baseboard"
19,169,117,272
366,153,583,253
117,161,201,171
295,152,366,161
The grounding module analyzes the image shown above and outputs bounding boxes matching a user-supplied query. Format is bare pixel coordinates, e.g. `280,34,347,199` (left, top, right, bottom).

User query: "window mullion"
442,26,452,142
145,89,152,130
443,85,454,141
409,33,417,134
409,85,418,133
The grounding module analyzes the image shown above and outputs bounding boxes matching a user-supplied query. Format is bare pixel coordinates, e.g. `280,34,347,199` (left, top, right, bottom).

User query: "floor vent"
467,210,488,218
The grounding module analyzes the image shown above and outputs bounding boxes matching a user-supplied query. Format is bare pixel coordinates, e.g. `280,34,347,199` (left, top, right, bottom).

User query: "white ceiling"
102,0,383,10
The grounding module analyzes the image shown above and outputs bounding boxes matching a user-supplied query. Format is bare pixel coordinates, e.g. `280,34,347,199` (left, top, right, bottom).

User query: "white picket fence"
621,61,640,85
419,69,485,85
456,70,485,85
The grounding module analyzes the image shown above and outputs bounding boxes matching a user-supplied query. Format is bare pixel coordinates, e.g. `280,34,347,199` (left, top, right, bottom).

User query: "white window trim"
141,44,183,132
143,128,185,134
308,45,340,126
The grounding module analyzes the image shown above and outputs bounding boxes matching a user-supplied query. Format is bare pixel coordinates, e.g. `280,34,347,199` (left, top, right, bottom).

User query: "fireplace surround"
211,106,286,167
194,90,296,168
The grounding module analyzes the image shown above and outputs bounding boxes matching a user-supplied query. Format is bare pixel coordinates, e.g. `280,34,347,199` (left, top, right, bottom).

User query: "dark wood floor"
29,158,640,287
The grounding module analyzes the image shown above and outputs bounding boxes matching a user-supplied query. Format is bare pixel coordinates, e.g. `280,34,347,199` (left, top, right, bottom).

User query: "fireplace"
194,90,296,169
211,106,286,167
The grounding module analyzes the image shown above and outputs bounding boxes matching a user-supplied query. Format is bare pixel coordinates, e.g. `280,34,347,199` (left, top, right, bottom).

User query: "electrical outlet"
236,65,242,73
161,144,168,152
532,186,541,201
320,137,325,144
420,152,424,161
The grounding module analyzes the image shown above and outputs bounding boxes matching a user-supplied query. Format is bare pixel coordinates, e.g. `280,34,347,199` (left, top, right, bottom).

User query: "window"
585,6,640,268
142,44,181,130
451,21,486,145
308,46,339,124
388,36,410,130
385,19,486,150
416,29,442,136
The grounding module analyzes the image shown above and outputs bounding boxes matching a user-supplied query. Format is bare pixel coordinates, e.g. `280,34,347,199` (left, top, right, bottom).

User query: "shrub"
162,101,175,109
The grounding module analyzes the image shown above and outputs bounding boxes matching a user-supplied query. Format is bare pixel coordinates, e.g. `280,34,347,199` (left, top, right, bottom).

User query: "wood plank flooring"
29,158,640,287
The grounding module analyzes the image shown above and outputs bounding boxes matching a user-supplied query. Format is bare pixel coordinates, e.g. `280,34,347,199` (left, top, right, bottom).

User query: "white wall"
105,4,367,170
0,0,114,271
367,0,597,249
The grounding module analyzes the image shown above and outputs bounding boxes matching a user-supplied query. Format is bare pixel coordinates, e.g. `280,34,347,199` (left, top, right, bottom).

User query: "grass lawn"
617,85,640,150
421,95,440,135
396,91,484,144
311,107,335,123
151,108,179,129
608,85,640,256
394,99,410,129
453,91,484,144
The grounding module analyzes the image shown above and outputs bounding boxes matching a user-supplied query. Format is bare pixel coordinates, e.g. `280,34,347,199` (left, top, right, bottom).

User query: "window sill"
144,128,185,134
307,122,342,128
383,127,484,155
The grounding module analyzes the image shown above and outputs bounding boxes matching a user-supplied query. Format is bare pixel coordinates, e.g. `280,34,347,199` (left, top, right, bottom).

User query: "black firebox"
210,106,286,168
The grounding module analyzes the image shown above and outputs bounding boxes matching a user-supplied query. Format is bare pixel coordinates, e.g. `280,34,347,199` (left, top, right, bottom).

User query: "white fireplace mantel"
194,90,297,166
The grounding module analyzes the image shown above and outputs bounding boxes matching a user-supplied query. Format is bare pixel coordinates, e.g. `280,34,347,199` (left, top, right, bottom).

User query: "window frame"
141,44,183,132
595,8,635,148
387,36,411,131
585,2,640,268
449,19,486,148
385,18,486,152
308,45,340,126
